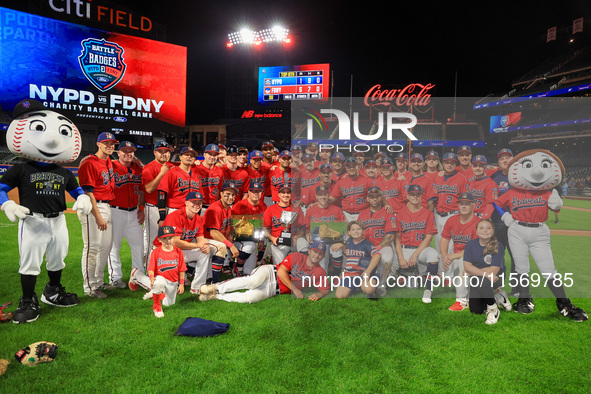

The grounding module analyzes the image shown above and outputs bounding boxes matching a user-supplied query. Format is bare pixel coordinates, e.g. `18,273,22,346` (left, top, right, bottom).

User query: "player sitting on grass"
143,226,186,318
198,242,330,303
463,219,507,325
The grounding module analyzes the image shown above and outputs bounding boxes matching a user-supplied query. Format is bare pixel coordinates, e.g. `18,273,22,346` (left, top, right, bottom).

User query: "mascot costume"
494,149,587,322
0,99,92,324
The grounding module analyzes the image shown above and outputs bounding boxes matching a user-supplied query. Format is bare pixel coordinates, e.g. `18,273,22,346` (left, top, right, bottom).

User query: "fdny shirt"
441,214,480,253
147,246,187,283
78,154,115,201
111,160,142,209
393,206,438,247
277,252,329,294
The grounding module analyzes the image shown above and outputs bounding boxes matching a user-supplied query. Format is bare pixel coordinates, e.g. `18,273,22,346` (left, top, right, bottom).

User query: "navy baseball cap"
316,185,330,195
279,183,291,192
261,141,274,149
497,148,513,158
373,151,387,159
309,241,326,255
367,186,381,194
380,157,394,166
154,141,172,151
97,132,117,143
186,191,204,201
395,152,408,161
118,141,136,151
13,99,46,118
425,150,439,159
442,152,458,162
307,142,318,151
180,146,197,156
410,153,424,162
458,192,476,202
344,157,357,165
364,160,378,168
249,181,263,191
472,155,487,165
204,143,220,154
458,145,472,154
227,145,239,155
301,153,315,162
238,146,248,153
319,163,333,172
291,145,302,151
158,225,176,239
331,152,345,162
250,150,263,160
279,150,291,158
222,180,238,193
407,184,424,194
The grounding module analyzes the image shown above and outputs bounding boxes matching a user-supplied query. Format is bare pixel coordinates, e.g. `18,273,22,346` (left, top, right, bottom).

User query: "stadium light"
227,26,290,48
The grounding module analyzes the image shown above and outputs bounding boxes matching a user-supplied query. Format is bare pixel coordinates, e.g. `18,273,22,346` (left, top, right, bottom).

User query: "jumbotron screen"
0,7,187,134
258,63,330,104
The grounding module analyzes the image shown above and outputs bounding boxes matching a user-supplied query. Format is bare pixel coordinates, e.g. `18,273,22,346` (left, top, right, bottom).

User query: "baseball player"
291,145,303,168
0,99,92,323
317,163,336,191
466,155,498,220
423,150,442,181
237,146,249,168
77,131,117,298
157,146,203,220
375,157,407,212
362,160,380,181
401,153,437,211
244,150,268,191
196,143,224,212
392,185,439,304
440,192,481,311
141,141,174,266
107,141,144,289
317,145,332,168
216,144,227,167
330,152,347,181
260,141,278,206
198,242,330,303
143,225,186,318
203,181,238,283
263,184,305,264
231,181,267,276
495,149,587,321
222,145,249,203
299,153,321,213
393,152,410,180
329,158,374,222
456,145,474,180
268,150,299,204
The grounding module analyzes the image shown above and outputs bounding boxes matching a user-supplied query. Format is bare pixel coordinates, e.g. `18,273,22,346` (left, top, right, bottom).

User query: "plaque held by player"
277,211,297,246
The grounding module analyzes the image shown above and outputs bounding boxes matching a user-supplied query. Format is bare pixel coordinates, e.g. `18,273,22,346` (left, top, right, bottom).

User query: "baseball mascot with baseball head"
494,149,587,322
0,99,92,324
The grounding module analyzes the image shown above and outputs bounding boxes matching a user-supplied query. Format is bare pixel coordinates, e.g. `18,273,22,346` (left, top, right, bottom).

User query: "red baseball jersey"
261,161,279,196
277,252,329,294
142,160,176,205
147,246,186,283
358,206,396,246
331,174,374,213
111,160,142,209
78,154,115,201
299,167,321,206
304,204,346,231
269,166,300,202
244,165,267,192
433,172,468,213
156,208,205,247
195,163,224,205
158,166,203,209
203,200,233,239
231,198,267,216
393,205,437,247
467,176,499,219
374,176,407,211
223,165,249,202
441,214,480,253
263,203,304,238
495,189,552,223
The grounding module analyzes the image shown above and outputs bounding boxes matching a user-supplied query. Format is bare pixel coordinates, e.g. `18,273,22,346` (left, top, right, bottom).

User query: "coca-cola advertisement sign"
364,83,435,108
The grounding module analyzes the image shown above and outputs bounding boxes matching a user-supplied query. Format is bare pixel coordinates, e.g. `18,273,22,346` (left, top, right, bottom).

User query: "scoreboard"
258,63,330,104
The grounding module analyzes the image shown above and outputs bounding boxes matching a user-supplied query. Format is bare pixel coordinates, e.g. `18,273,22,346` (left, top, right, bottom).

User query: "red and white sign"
363,83,435,108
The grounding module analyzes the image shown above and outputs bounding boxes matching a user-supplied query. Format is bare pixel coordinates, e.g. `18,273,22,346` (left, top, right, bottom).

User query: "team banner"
290,97,591,299
0,7,186,135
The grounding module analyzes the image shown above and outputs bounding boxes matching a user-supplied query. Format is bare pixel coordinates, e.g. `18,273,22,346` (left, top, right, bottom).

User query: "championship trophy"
277,210,297,246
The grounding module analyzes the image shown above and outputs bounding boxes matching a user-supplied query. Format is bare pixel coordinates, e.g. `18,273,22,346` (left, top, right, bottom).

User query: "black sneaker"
13,294,41,324
558,301,588,322
41,283,80,307
513,298,535,314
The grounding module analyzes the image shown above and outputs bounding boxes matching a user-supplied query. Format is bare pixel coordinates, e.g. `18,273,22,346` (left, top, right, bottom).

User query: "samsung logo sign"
113,117,127,122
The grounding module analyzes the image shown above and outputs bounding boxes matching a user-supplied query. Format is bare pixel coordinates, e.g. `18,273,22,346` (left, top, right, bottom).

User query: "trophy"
277,210,297,246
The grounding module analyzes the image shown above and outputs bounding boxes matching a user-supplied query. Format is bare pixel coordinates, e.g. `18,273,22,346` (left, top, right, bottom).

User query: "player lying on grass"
198,242,330,303
143,226,186,318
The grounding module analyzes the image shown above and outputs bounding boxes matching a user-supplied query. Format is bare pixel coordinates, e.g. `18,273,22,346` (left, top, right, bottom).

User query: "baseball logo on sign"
78,38,127,92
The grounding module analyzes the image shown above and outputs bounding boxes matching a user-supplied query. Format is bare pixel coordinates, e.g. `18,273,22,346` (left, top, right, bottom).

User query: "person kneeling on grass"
463,219,509,325
143,226,186,318
199,242,330,303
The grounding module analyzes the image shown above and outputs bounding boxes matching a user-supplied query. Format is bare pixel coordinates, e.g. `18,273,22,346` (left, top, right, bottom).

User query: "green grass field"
0,199,590,392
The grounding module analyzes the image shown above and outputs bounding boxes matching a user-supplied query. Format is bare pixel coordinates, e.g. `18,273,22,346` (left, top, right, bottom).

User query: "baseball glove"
15,341,58,367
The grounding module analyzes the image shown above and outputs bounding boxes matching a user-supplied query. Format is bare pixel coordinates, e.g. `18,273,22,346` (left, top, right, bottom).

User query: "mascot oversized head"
506,149,564,191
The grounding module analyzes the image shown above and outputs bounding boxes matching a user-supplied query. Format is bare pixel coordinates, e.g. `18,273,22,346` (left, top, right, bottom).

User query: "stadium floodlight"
227,26,290,47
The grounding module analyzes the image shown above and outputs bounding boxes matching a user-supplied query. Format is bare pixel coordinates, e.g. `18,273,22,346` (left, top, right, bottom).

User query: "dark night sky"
40,0,591,123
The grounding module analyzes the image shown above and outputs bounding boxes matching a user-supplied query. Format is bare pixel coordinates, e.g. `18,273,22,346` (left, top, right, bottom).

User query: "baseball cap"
497,148,513,158
238,146,249,154
158,225,176,239
261,141,274,149
425,150,439,159
352,151,365,157
186,191,204,201
319,163,333,172
97,132,117,143
279,150,291,158
309,241,326,256
118,141,136,151
227,145,239,155
154,141,172,151
278,183,291,192
222,180,238,194
204,143,220,154
364,160,378,168
307,142,318,151
380,157,394,166
180,146,197,156
367,186,381,194
291,145,302,152
395,152,408,161
316,185,330,195
217,143,227,150
344,157,357,165
373,151,387,159
249,181,263,191
410,153,424,162
407,184,424,194
472,155,487,165
301,153,315,162
331,152,345,162
442,152,458,162
458,145,472,154
249,150,263,160
13,99,46,118
458,192,476,203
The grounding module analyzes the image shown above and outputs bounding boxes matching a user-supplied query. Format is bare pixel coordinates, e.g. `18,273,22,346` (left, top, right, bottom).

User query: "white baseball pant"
78,202,113,293
148,276,179,306
215,264,279,303
234,240,259,275
143,203,159,265
183,247,211,293
508,223,558,275
18,213,68,275
435,211,457,273
446,257,469,301
108,208,144,284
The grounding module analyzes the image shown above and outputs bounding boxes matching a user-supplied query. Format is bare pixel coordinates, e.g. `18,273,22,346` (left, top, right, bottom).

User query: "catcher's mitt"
15,341,58,367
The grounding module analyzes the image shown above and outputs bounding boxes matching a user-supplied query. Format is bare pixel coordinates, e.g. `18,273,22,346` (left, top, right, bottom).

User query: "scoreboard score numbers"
258,63,330,104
